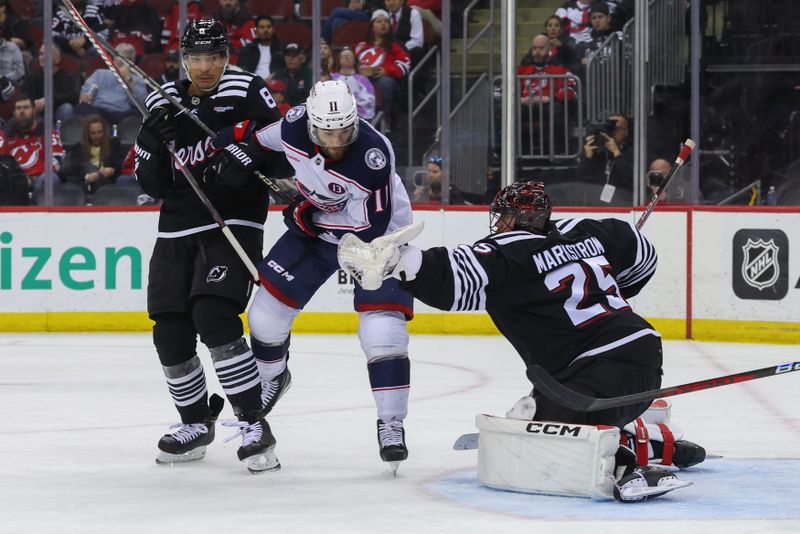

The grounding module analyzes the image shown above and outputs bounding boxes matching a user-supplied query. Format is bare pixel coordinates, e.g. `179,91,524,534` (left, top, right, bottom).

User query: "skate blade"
155,446,207,465
618,479,692,501
387,461,400,476
244,449,281,474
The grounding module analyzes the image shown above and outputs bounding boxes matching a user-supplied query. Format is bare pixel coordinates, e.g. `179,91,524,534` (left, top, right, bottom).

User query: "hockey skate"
156,394,224,465
223,418,280,474
613,465,692,502
261,367,292,416
377,419,407,476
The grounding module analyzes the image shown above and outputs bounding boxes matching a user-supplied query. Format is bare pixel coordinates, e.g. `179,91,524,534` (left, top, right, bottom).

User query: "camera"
647,171,665,187
588,119,617,149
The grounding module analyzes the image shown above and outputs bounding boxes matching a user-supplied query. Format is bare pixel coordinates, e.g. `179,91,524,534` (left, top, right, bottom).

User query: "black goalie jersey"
135,69,282,234
401,217,660,374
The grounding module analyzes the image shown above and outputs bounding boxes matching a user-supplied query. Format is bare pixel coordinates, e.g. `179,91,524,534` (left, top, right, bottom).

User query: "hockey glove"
136,107,176,152
283,195,321,237
206,142,264,188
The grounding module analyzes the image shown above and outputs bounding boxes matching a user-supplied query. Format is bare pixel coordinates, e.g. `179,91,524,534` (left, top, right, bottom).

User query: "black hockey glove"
283,195,321,237
136,107,176,152
206,142,264,188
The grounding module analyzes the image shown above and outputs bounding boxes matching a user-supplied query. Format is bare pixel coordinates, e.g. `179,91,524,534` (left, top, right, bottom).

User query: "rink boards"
0,205,798,343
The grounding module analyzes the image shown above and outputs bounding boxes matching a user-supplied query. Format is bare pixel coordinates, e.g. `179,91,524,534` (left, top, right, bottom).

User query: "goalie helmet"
305,80,359,147
180,19,229,89
489,180,552,234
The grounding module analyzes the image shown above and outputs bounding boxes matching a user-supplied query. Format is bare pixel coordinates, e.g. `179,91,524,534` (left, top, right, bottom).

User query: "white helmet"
305,80,359,147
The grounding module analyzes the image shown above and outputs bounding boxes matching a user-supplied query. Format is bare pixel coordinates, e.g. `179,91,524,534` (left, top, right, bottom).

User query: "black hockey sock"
162,355,210,424
209,337,262,421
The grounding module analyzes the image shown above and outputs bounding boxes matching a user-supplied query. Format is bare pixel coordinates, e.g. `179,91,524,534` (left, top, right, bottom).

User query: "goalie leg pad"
475,414,620,499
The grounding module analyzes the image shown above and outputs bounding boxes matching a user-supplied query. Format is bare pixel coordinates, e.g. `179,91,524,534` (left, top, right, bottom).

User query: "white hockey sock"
256,356,287,382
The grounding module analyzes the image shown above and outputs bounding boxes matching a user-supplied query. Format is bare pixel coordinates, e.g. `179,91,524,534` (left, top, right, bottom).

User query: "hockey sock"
163,356,210,424
209,338,262,420
367,356,410,422
251,334,289,381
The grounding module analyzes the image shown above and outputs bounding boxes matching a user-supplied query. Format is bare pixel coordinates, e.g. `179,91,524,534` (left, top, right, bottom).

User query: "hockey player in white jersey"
215,79,414,472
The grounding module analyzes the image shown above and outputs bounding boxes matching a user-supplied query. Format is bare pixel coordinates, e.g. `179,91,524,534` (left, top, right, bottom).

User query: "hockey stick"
635,138,695,230
58,0,261,283
527,360,800,412
58,0,291,203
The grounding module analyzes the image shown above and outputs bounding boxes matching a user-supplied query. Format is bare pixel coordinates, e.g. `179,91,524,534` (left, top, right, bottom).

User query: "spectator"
214,0,256,62
268,43,312,107
555,0,593,44
408,0,440,17
1,94,64,190
407,0,441,38
77,43,147,125
646,157,693,204
266,79,292,116
322,0,370,44
237,15,284,79
160,0,203,53
383,0,424,65
0,0,33,60
575,2,617,68
530,15,577,69
319,39,334,79
411,155,468,204
355,10,410,132
52,0,104,58
21,44,80,123
61,114,126,196
116,144,136,185
158,50,180,84
646,158,670,203
578,113,633,194
0,26,23,86
105,0,162,56
517,35,577,106
331,46,375,120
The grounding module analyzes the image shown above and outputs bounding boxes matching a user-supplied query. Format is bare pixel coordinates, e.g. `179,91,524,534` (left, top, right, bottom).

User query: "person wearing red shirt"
214,0,256,63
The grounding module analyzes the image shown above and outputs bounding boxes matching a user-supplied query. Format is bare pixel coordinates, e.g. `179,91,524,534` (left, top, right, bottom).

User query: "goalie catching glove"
337,221,425,290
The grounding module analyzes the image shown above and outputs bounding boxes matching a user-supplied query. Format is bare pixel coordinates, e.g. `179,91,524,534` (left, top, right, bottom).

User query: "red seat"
248,0,294,18
138,53,167,79
29,24,43,51
84,55,107,79
150,0,176,15
0,87,20,121
331,20,370,49
59,53,84,76
9,0,35,18
299,0,342,18
421,19,435,46
274,21,312,51
202,0,219,14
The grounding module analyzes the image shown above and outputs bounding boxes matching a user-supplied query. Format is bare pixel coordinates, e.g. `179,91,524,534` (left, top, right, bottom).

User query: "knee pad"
152,313,197,367
248,288,300,344
358,310,408,361
192,296,244,348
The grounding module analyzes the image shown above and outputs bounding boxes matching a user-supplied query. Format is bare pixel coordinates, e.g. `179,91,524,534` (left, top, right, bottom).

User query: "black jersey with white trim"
135,68,281,234
401,217,659,374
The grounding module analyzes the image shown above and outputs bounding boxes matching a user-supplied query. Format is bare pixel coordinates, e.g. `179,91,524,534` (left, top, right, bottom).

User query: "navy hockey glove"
136,108,176,152
206,142,264,188
283,195,321,237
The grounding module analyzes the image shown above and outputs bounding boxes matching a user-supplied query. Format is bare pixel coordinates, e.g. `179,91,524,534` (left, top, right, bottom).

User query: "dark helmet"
489,180,552,234
180,18,229,55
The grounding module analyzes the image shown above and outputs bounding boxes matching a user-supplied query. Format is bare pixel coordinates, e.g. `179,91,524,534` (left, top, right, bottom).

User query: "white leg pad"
248,288,300,344
476,414,620,499
358,310,408,360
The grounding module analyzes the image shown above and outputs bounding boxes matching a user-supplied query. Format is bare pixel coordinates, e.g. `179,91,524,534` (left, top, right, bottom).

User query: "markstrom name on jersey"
0,231,142,290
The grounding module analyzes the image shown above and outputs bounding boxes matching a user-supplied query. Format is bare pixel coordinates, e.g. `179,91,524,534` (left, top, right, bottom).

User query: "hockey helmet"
305,80,359,148
180,19,229,89
489,180,552,234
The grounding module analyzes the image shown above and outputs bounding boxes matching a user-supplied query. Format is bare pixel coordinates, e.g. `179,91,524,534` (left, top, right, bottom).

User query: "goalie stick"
59,0,292,204
527,360,800,412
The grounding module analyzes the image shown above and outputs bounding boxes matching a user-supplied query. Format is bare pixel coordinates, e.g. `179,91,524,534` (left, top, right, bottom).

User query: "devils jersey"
401,217,659,374
0,127,64,177
135,68,281,235
254,105,413,244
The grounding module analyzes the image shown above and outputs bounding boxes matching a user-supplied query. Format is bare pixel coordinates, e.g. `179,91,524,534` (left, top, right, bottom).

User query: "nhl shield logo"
207,265,228,283
740,238,779,290
365,148,386,170
732,229,789,300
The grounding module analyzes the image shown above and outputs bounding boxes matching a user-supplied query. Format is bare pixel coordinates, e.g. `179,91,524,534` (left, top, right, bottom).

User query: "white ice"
1,333,798,533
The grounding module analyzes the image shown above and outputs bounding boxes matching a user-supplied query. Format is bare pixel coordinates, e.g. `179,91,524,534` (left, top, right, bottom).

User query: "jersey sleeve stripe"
617,223,658,287
556,217,583,234
448,245,488,311
213,89,248,99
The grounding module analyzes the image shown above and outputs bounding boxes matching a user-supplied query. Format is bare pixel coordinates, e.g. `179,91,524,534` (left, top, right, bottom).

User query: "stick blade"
527,365,598,411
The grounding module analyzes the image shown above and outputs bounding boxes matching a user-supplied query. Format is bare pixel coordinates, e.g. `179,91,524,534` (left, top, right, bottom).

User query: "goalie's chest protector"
279,107,391,217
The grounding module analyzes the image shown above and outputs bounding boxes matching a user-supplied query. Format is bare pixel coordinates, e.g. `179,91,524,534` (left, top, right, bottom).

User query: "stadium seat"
59,53,84,76
274,21,312,51
84,55,107,78
9,0,35,18
138,53,167,79
34,183,86,206
202,0,219,14
150,0,176,14
299,0,341,18
117,115,143,146
0,87,20,121
29,25,43,51
91,184,144,206
59,116,85,147
249,0,294,18
331,20,370,49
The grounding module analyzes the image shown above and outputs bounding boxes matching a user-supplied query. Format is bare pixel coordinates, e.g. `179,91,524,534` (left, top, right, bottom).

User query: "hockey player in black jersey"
339,180,706,499
134,19,284,473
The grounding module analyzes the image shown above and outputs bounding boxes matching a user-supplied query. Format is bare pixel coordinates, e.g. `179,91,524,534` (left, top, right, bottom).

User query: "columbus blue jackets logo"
207,265,228,283
286,105,306,123
732,229,788,300
365,148,386,170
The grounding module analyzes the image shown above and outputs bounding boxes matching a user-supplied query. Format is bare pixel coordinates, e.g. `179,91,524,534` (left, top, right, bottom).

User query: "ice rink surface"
1,333,799,533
